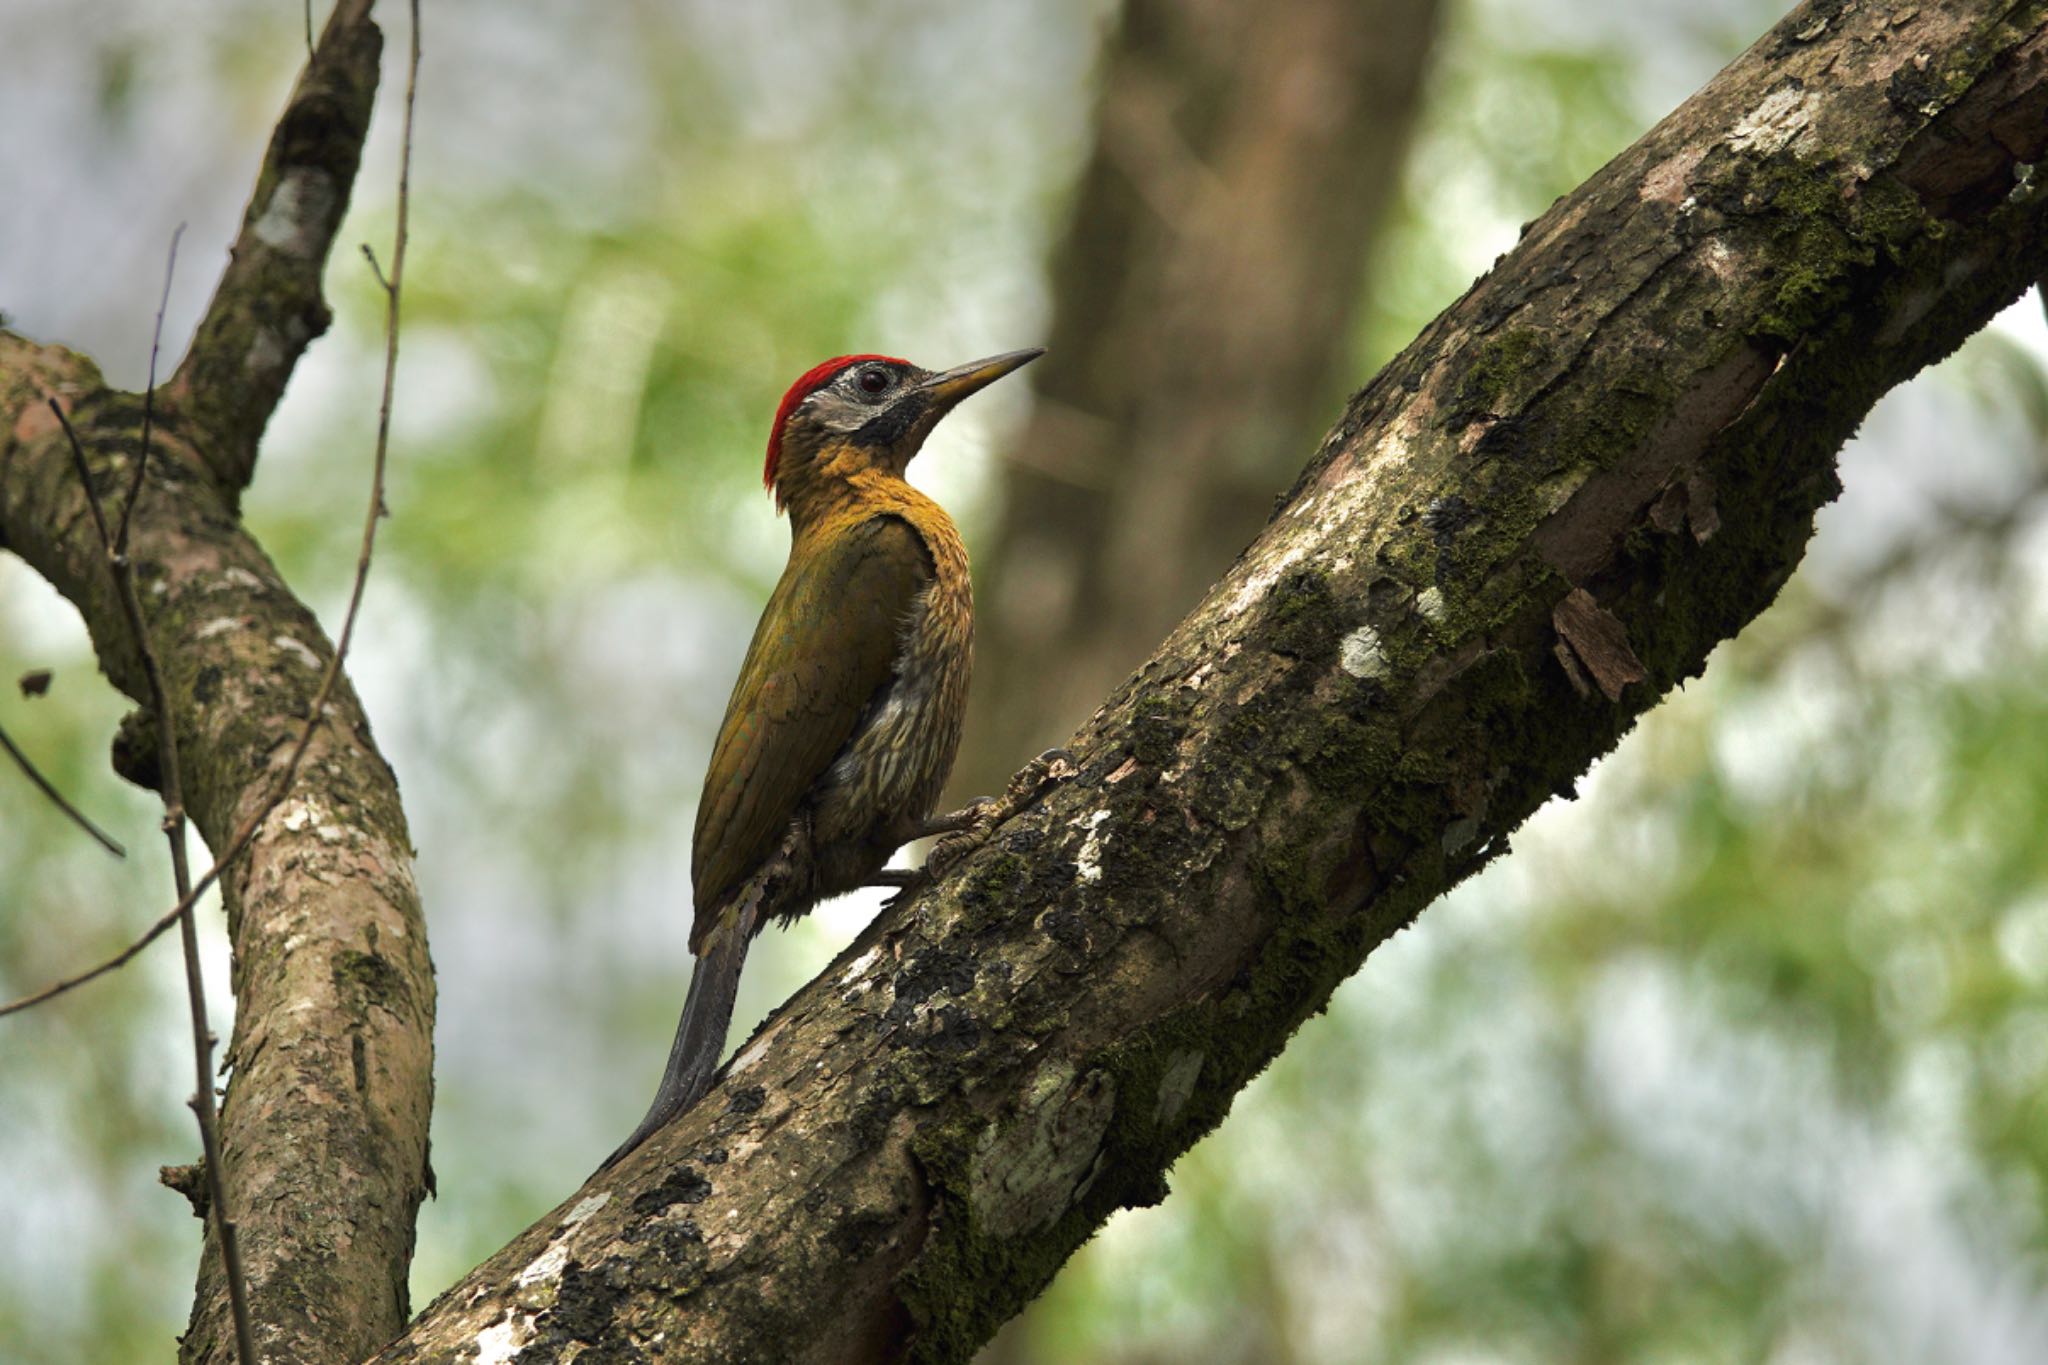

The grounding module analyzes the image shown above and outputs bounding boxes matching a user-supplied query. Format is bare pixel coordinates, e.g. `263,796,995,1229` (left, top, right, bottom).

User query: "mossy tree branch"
0,3,431,1364
374,1,2048,1360
7,0,2046,1361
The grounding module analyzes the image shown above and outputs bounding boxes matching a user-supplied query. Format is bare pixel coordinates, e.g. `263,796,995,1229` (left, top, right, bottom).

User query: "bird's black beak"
919,348,1045,411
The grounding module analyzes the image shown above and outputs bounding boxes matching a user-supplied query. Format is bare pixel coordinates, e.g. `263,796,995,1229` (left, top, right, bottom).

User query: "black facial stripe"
851,391,930,448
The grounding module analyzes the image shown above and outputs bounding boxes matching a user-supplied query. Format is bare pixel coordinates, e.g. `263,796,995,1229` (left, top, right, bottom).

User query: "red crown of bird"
763,354,908,492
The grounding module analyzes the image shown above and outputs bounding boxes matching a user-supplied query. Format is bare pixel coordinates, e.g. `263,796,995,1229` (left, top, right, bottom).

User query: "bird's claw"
925,747,1078,880
925,805,999,882
1006,747,1078,805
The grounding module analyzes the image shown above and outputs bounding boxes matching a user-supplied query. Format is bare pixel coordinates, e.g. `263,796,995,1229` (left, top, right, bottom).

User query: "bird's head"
763,348,1043,514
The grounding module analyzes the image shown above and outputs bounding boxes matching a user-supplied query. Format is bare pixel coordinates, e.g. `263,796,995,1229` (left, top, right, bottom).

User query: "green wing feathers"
690,515,931,944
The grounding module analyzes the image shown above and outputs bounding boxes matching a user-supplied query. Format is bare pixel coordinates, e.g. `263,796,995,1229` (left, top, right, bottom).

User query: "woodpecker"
604,347,1043,1168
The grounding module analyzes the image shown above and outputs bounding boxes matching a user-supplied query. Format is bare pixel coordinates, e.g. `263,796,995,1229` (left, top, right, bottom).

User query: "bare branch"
0,719,126,858
169,0,383,491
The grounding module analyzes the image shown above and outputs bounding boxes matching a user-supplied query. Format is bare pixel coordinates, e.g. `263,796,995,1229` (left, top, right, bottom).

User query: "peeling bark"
372,2,2048,1362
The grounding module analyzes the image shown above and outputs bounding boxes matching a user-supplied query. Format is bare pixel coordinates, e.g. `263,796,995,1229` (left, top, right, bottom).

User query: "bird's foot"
926,747,1077,880
868,749,1079,907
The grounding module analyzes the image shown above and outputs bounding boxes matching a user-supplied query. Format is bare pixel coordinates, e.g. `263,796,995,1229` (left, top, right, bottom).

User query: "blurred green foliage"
3,0,2047,1361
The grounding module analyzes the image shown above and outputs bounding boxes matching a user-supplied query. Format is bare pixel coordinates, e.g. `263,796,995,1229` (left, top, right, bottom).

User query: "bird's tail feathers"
600,903,754,1170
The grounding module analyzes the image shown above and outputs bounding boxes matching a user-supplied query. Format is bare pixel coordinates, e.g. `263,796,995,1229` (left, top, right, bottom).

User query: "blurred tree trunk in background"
956,0,1445,800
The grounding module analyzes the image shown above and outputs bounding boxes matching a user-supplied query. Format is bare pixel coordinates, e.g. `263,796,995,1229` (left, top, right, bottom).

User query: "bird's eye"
857,367,891,396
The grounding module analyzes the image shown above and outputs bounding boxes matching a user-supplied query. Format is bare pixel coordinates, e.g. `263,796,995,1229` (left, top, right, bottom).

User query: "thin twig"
0,888,180,1017
361,243,391,294
305,0,315,62
325,0,418,701
116,224,183,556
0,719,126,857
49,400,257,1365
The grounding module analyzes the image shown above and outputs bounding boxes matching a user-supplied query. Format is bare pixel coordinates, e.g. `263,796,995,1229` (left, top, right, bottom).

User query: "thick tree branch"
169,0,382,493
377,2,2048,1360
4,349,434,1365
0,3,431,1363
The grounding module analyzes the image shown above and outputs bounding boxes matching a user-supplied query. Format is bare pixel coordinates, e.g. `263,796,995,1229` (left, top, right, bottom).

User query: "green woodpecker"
605,347,1043,1168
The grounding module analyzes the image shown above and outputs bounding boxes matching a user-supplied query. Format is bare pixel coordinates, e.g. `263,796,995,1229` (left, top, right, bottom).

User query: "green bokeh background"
4,1,2046,1360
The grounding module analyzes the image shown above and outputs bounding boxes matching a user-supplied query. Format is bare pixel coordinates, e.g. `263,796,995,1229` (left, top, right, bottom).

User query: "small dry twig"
115,223,183,555
0,719,126,857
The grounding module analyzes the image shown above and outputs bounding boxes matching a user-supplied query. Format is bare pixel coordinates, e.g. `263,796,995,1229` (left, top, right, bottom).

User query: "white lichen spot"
252,169,337,259
1702,239,1738,281
1074,809,1112,885
1728,85,1821,157
275,794,346,844
1416,587,1447,626
1153,1049,1206,1128
1224,542,1310,620
1441,817,1481,856
969,1063,1118,1239
245,328,287,376
838,946,881,987
730,1033,774,1075
272,635,321,671
1640,145,1704,204
516,1243,568,1288
562,1192,610,1227
1340,626,1389,680
221,567,263,591
1360,429,1414,484
196,617,244,640
473,1312,537,1365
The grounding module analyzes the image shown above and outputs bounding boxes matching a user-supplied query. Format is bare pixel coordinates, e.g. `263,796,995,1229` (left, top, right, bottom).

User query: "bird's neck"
781,464,947,544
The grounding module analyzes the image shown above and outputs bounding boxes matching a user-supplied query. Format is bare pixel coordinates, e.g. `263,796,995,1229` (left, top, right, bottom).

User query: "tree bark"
7,1,2047,1363
0,5,433,1363
369,2,2048,1362
956,0,1446,799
